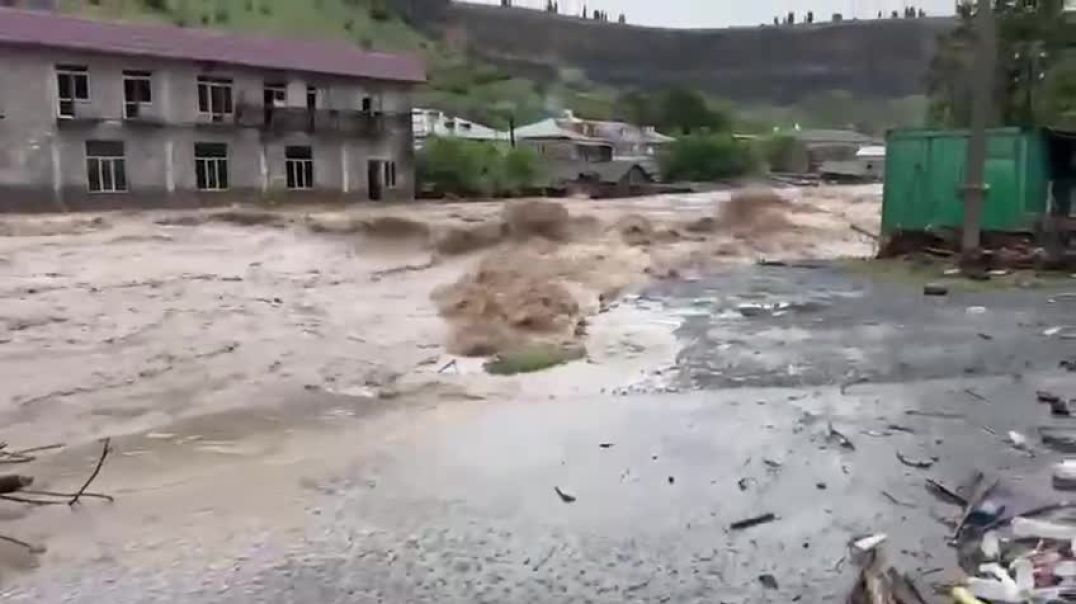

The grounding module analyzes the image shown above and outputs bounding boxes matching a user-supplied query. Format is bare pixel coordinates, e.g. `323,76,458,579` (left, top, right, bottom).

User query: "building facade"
0,9,425,211
411,108,507,149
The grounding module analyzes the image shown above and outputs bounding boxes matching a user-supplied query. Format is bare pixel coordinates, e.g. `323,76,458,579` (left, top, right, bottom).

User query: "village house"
411,108,507,149
0,8,425,211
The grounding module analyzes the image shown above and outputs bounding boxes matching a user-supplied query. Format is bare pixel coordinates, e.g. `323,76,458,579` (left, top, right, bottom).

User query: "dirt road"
0,187,881,596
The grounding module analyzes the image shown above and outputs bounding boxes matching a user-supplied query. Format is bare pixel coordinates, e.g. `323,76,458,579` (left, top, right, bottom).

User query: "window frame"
194,142,230,192
56,65,89,118
85,140,127,194
196,76,234,122
285,146,314,190
122,70,153,119
383,160,398,189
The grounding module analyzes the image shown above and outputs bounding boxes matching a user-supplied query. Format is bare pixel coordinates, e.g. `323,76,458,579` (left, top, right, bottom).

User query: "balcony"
55,102,107,127
235,104,408,138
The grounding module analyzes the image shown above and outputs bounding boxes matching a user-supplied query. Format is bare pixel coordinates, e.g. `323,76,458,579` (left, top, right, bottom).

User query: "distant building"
411,108,507,148
819,144,886,181
0,8,425,211
787,128,879,172
587,120,674,160
515,112,673,165
514,116,614,163
553,159,655,197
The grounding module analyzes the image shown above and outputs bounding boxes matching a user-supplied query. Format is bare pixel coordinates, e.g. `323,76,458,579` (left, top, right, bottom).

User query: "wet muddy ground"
5,188,1073,601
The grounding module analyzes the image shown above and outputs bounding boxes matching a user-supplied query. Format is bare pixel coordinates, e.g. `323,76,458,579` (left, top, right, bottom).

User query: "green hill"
63,0,926,134
63,0,595,128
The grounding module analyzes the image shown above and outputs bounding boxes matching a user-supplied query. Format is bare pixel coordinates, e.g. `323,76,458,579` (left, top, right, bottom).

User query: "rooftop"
0,7,426,83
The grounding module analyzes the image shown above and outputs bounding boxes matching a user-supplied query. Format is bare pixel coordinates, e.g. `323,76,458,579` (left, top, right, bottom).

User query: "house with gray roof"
0,7,425,210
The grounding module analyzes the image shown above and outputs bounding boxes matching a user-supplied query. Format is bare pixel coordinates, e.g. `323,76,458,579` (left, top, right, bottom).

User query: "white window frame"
194,143,229,191
285,146,314,190
383,160,398,189
85,141,127,194
122,71,152,119
56,65,89,118
196,76,234,122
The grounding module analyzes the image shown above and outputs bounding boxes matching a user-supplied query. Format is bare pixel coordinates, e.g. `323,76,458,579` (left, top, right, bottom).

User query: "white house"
411,108,507,148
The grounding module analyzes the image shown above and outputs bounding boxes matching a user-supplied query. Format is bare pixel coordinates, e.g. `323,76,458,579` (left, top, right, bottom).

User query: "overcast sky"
461,0,954,27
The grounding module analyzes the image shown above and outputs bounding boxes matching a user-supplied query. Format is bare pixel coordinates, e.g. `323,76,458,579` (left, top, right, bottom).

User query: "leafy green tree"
659,134,759,182
417,138,543,196
1038,57,1076,129
659,88,732,134
928,0,1076,127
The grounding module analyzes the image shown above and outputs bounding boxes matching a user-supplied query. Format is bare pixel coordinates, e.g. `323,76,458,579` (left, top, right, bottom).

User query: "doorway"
368,159,383,201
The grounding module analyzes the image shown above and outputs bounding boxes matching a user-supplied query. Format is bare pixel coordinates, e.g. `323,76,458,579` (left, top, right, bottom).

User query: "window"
361,96,373,113
285,146,314,190
123,70,152,119
383,160,398,189
263,82,286,126
56,65,88,118
196,76,233,121
305,86,317,130
264,83,286,107
194,142,228,191
85,140,126,193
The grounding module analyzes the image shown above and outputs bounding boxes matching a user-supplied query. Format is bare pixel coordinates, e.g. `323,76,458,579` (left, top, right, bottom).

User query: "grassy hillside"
63,0,926,134
66,0,426,51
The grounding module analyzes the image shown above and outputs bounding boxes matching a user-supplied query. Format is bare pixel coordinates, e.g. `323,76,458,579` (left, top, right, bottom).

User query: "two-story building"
0,8,425,211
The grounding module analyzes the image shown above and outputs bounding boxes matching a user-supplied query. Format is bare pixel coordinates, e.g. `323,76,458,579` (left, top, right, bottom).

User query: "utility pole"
961,0,997,261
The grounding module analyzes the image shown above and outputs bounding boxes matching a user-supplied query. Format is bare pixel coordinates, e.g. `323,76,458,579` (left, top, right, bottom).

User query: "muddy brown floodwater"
0,187,879,591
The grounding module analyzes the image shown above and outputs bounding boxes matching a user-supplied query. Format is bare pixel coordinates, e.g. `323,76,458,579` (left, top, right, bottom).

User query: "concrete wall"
0,46,415,211
403,2,954,104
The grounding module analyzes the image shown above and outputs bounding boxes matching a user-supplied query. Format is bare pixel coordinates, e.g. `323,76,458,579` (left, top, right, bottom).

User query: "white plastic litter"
1012,517,1076,541
980,531,1000,560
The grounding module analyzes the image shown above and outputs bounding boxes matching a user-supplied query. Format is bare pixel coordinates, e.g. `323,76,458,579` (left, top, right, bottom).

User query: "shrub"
758,134,807,173
484,344,585,375
501,146,541,194
659,134,760,182
418,137,544,197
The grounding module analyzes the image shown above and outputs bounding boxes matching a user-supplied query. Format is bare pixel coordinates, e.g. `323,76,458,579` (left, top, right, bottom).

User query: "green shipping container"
882,127,1050,235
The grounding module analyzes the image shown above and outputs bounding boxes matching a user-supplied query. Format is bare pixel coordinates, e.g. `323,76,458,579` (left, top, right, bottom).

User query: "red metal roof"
0,8,426,83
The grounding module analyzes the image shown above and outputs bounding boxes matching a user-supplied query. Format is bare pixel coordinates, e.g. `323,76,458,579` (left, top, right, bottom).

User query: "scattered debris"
1053,460,1076,491
598,442,614,449
923,283,949,296
817,482,828,490
762,458,783,469
966,306,987,315
850,223,879,240
896,451,935,469
1037,389,1063,404
881,490,915,508
886,423,916,434
925,478,968,507
729,512,777,531
1040,425,1076,453
553,486,576,503
1061,358,1076,372
737,477,751,491
1007,430,1029,451
758,573,779,589
437,359,459,374
847,533,927,604
1051,398,1072,417
963,388,989,403
978,332,994,340
667,476,675,485
827,423,856,451
905,409,965,420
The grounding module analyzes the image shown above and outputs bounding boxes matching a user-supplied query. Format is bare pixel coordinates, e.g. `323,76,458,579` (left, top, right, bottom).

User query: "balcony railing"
235,104,410,137
53,102,409,138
